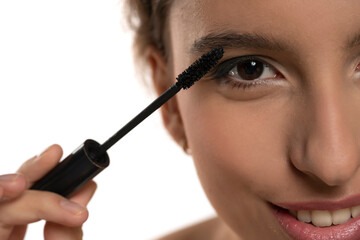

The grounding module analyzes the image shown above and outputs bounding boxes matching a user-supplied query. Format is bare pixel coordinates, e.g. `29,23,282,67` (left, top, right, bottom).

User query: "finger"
42,181,97,240
8,225,27,240
0,224,13,240
44,222,83,240
69,181,97,206
0,190,88,227
17,144,63,187
0,174,26,200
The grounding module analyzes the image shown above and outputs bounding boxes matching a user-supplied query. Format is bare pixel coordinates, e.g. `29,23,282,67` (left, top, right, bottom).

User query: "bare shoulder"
157,217,222,240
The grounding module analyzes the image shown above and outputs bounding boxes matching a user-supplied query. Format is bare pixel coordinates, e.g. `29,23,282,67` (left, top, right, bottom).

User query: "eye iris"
237,60,264,80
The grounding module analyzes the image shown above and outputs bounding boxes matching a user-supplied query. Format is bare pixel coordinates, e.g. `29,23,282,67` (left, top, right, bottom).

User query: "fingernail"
34,146,52,161
60,199,86,216
39,145,51,157
0,174,20,182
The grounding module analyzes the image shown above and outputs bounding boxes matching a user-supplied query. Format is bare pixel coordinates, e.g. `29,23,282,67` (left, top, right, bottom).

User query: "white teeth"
351,206,360,218
332,208,351,225
297,210,311,223
292,205,360,227
311,210,332,227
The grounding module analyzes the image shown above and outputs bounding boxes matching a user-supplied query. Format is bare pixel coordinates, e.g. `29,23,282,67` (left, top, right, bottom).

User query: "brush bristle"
176,47,224,90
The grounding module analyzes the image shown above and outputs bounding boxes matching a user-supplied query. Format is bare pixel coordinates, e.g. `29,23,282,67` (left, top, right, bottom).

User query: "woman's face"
163,0,360,239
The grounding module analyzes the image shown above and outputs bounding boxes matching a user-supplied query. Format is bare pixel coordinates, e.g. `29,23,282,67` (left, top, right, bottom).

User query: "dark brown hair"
124,0,173,63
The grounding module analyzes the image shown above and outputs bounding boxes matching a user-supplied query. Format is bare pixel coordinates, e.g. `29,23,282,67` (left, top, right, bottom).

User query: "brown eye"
228,59,280,81
237,60,265,80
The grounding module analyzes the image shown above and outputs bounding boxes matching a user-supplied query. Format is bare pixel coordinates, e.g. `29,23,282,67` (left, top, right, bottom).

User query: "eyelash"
210,56,283,90
207,56,360,91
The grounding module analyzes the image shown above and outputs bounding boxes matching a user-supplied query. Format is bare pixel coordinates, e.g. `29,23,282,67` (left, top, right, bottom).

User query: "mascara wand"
31,47,224,197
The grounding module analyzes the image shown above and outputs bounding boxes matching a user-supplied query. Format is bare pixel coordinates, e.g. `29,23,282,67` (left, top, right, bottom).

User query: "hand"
0,145,97,240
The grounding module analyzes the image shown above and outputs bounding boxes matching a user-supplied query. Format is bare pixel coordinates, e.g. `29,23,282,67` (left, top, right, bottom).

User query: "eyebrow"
191,31,295,54
192,30,360,55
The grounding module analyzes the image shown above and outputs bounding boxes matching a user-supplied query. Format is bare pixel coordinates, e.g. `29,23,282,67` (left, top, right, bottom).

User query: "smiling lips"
289,206,360,227
271,195,360,240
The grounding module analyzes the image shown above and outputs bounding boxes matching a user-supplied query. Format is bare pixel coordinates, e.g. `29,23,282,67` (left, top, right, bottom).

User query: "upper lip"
274,193,360,211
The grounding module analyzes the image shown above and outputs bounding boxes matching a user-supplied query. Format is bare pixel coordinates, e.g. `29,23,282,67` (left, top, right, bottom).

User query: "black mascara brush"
31,47,224,197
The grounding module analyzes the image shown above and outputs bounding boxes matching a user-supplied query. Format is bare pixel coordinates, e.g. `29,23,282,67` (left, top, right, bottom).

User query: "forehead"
168,0,360,54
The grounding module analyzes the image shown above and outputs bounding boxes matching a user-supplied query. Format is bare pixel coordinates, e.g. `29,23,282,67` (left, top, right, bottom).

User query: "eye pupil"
237,60,264,80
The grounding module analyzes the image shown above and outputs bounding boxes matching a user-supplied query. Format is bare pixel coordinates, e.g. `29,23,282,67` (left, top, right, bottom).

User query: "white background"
0,0,215,239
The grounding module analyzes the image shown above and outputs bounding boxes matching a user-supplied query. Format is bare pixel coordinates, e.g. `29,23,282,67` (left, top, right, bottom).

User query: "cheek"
178,91,296,237
180,91,294,205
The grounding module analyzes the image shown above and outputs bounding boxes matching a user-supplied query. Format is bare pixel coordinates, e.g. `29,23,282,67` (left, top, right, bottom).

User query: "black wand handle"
30,139,109,197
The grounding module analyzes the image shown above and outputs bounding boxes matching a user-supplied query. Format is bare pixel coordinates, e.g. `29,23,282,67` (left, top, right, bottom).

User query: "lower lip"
272,205,360,240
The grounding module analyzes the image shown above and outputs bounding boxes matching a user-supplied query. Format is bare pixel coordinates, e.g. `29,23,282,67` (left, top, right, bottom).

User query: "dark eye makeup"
208,55,283,90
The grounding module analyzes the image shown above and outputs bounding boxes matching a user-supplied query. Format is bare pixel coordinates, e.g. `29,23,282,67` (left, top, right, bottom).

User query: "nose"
290,79,360,186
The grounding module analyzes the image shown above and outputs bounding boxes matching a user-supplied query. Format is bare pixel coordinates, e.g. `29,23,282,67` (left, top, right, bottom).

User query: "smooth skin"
0,145,96,240
149,0,360,239
5,0,360,239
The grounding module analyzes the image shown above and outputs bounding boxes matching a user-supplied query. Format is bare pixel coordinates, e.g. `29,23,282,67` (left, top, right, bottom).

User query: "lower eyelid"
221,77,268,89
222,73,288,89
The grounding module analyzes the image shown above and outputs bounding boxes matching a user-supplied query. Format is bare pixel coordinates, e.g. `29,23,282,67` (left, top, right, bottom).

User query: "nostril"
297,158,359,187
289,130,360,186
289,146,360,187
